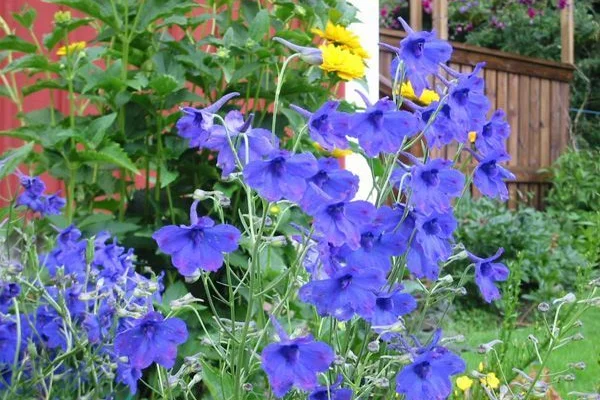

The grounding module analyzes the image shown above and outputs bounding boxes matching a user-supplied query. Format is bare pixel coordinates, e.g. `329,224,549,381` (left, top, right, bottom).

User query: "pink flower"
557,0,568,9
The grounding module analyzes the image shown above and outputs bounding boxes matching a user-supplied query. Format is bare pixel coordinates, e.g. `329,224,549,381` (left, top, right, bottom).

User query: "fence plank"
540,79,551,167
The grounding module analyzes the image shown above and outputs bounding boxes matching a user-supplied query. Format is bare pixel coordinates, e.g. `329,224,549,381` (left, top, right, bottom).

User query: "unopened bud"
553,293,576,305
573,333,584,341
537,302,550,312
438,274,454,284
560,374,576,382
334,355,345,366
192,189,208,201
367,340,380,353
184,270,202,283
243,383,253,391
171,293,203,310
374,377,389,388
568,362,586,370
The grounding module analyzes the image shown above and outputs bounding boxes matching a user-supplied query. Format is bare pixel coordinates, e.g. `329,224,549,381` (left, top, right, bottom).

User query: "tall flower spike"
176,92,240,148
273,37,323,65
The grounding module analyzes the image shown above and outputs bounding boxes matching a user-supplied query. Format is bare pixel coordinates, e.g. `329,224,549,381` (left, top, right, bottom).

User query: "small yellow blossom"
311,21,369,59
54,10,72,24
480,372,500,389
56,41,86,56
269,205,281,215
312,142,353,157
456,375,474,391
399,81,440,105
468,131,477,143
478,362,484,372
319,44,365,81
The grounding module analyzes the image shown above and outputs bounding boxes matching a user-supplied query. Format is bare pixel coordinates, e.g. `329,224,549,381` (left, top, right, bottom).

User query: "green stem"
271,53,301,133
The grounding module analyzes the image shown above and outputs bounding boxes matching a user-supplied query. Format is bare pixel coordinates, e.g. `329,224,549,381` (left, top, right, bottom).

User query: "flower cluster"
16,175,65,216
0,225,187,394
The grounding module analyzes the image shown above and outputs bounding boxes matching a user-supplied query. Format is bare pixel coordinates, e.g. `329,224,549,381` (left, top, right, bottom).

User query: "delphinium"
156,17,518,400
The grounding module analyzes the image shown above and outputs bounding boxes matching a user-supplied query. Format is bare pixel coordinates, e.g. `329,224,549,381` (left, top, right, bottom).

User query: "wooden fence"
380,28,575,209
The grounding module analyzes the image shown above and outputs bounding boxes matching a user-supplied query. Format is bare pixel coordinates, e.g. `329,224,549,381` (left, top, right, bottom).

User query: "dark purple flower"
0,282,20,313
405,157,465,214
299,266,386,321
468,248,509,303
310,200,376,249
370,286,417,335
114,311,188,369
300,157,359,212
153,201,240,276
44,193,66,215
16,175,46,213
308,376,353,400
396,334,465,400
83,303,115,344
420,102,463,147
176,92,239,148
35,305,67,350
204,111,279,177
472,150,515,201
243,150,318,202
290,101,350,151
476,109,510,155
413,211,456,263
387,18,452,96
301,236,345,280
350,96,420,157
261,318,334,398
447,63,490,133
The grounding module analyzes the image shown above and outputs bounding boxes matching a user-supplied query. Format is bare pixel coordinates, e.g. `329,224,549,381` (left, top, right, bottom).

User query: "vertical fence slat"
540,79,551,167
550,81,562,161
559,82,571,151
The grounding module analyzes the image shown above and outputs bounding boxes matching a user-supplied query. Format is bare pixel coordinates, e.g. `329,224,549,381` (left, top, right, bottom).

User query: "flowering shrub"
1,10,599,400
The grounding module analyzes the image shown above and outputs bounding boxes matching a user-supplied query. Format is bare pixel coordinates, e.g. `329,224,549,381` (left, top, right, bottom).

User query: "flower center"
269,156,287,176
193,111,204,127
280,344,300,363
326,202,345,220
414,360,431,379
141,321,156,337
482,122,492,138
480,262,492,277
422,218,441,235
190,227,205,243
311,170,329,187
369,109,384,127
411,38,425,57
480,160,498,177
376,296,393,311
338,274,353,290
452,88,470,106
311,114,329,131
360,232,375,250
420,168,440,187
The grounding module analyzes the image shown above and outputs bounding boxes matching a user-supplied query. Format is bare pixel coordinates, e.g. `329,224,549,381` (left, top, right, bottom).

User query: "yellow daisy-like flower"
319,44,365,81
456,375,474,391
399,81,440,105
312,142,353,157
311,21,370,59
468,131,477,143
480,372,500,389
56,41,86,56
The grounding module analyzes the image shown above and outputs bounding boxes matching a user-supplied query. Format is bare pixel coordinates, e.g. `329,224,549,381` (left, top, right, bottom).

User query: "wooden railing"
380,16,575,209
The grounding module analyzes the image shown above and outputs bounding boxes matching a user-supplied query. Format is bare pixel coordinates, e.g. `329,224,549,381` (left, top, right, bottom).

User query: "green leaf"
43,18,93,50
149,74,181,96
4,55,60,73
85,113,118,148
0,142,35,180
127,73,149,90
230,63,261,83
200,360,234,400
248,9,270,41
0,35,37,54
22,79,65,97
45,0,117,29
12,7,37,29
79,142,139,174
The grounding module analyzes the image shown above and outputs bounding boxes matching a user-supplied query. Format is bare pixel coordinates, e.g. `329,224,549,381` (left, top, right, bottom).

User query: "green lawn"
445,308,600,397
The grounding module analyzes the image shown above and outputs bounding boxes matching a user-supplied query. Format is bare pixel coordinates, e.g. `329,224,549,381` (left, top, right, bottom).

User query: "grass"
444,307,600,398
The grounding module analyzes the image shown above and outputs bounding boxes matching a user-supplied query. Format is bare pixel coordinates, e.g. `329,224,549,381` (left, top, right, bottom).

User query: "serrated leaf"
0,142,35,180
4,54,61,73
79,142,139,174
86,113,118,148
12,7,37,29
127,73,149,90
149,74,181,96
0,35,37,54
248,9,269,41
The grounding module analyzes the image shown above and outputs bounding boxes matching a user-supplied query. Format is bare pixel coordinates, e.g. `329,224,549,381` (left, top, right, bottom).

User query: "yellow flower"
54,10,72,24
319,44,365,81
56,41,86,56
311,22,369,59
312,142,353,157
456,376,474,391
480,372,500,389
468,131,477,143
399,81,440,105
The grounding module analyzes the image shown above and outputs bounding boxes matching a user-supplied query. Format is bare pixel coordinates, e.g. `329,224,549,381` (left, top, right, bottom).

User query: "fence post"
409,0,422,31
432,0,448,39
560,0,575,64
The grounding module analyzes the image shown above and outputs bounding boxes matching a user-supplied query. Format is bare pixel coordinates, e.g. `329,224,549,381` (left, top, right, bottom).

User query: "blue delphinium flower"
447,63,490,133
349,96,420,157
0,282,20,313
413,211,456,264
476,109,510,155
16,175,46,213
396,332,466,400
204,111,279,177
299,266,386,321
468,248,509,303
44,193,66,215
35,305,67,350
176,92,239,148
387,18,452,96
370,286,417,336
308,376,353,400
290,101,350,151
300,157,359,212
114,311,188,369
310,199,376,249
116,362,143,395
472,150,515,201
41,225,87,279
273,37,323,65
420,102,463,147
243,150,318,202
153,200,241,276
405,157,465,214
261,317,334,398
0,317,28,364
